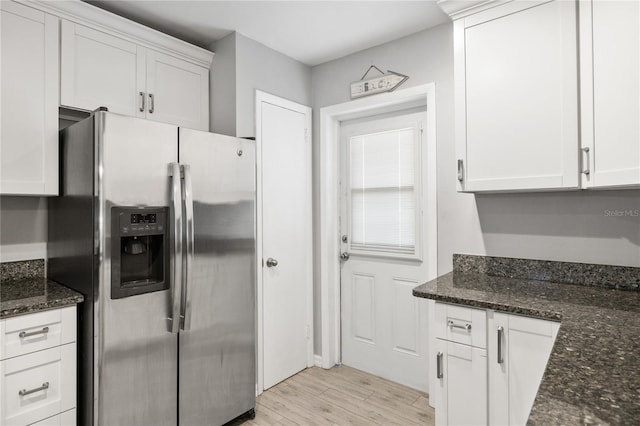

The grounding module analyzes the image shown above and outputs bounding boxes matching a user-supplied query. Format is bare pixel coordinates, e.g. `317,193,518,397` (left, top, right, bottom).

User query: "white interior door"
258,93,312,390
339,110,435,392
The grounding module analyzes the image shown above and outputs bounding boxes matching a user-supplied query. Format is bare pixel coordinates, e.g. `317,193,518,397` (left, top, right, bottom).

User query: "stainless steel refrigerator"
48,110,256,425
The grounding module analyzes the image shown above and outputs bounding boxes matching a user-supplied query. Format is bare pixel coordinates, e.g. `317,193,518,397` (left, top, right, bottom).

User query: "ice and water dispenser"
111,207,169,299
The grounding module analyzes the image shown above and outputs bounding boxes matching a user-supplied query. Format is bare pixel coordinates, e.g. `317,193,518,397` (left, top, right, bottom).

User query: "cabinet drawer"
0,344,76,426
0,307,76,360
435,302,486,348
31,408,76,426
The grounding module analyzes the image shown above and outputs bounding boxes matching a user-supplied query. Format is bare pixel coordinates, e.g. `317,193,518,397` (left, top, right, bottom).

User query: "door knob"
266,258,278,267
340,252,350,261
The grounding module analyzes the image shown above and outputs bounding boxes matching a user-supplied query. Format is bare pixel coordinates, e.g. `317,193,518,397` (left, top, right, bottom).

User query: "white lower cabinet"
488,312,559,426
434,303,488,426
434,339,487,426
30,409,76,426
0,307,77,426
433,302,560,426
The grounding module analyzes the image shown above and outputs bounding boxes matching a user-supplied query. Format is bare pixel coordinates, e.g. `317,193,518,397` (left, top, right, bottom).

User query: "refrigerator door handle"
169,163,184,333
181,164,195,331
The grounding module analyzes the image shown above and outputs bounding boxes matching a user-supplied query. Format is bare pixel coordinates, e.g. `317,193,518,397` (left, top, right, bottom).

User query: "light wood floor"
243,365,435,426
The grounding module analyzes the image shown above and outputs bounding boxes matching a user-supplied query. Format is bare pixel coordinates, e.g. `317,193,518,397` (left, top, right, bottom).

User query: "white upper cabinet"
57,7,212,131
455,0,579,192
579,0,640,188
145,49,209,131
0,1,59,196
446,0,640,192
61,21,145,118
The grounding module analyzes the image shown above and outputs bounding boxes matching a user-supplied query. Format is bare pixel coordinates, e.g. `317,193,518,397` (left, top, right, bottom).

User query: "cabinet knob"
266,257,278,267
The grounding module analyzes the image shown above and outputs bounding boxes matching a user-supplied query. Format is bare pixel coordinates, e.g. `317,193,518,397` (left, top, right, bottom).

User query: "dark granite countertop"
413,255,640,425
1,259,83,319
1,278,84,319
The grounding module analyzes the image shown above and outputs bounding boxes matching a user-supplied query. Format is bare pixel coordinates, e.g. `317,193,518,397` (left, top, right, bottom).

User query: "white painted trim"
314,354,323,367
0,243,47,263
25,0,213,68
319,84,437,370
436,0,511,20
255,90,313,394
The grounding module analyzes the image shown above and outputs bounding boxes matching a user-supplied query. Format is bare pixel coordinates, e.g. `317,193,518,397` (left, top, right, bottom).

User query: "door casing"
319,84,437,381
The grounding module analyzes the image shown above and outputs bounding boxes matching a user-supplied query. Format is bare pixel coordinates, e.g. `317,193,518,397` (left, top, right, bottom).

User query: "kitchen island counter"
413,255,640,425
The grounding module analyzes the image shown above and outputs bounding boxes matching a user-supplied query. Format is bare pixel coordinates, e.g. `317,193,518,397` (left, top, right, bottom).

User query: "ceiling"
85,1,450,66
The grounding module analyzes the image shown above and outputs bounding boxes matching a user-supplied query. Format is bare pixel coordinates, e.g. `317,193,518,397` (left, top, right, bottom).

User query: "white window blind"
349,127,416,255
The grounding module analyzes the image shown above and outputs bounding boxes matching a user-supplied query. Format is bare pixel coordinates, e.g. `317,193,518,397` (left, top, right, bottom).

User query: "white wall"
0,197,47,262
235,33,312,138
210,32,237,137
474,191,640,266
310,23,640,355
210,32,312,138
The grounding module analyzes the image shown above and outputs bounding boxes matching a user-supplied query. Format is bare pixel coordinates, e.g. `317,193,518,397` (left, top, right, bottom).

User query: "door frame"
255,90,314,394
319,83,437,369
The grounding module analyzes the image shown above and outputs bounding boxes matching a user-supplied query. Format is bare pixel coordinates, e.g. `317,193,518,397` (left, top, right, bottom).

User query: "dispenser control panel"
120,211,165,235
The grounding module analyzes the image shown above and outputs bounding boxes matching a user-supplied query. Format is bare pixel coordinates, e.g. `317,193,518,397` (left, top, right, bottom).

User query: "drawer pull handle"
448,320,471,331
19,382,49,397
19,326,49,338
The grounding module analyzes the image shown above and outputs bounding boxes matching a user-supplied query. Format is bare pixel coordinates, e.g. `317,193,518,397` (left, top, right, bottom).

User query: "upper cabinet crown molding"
25,0,214,69
436,0,512,20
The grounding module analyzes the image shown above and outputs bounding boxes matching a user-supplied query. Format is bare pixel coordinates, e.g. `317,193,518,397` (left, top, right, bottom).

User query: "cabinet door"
0,1,58,195
61,20,146,118
488,313,509,425
488,313,559,425
435,339,487,426
146,49,209,131
580,0,640,188
433,339,448,425
456,0,579,192
507,315,558,425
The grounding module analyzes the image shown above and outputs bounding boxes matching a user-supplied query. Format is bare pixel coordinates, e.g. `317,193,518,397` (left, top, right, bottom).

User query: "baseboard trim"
314,354,323,367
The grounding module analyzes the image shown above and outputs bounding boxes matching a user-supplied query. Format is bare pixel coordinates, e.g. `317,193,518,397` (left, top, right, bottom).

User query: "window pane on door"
349,127,416,255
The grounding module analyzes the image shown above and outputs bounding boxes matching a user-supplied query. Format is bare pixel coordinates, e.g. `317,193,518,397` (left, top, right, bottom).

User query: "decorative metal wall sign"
350,65,409,99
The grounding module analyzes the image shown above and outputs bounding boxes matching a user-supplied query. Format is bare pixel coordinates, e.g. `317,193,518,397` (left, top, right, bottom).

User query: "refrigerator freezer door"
178,128,256,425
97,112,179,426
